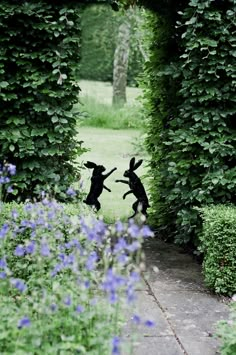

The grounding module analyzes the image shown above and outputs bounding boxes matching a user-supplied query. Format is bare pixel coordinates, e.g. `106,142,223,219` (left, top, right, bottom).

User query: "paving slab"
129,336,185,355
123,237,230,355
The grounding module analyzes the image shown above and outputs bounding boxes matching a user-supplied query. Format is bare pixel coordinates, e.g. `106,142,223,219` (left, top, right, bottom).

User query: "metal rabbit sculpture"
116,157,149,218
83,161,117,211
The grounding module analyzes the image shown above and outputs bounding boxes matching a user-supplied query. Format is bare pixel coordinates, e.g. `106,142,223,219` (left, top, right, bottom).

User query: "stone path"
123,238,229,355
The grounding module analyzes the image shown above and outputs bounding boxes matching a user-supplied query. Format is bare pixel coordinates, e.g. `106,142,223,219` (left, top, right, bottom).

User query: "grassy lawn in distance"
78,127,149,222
79,80,142,105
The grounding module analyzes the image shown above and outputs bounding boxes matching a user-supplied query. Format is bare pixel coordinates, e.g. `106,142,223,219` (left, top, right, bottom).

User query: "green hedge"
199,205,236,296
0,1,89,201
143,0,236,246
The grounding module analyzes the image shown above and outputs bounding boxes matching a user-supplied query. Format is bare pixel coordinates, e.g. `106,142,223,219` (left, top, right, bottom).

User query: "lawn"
79,80,142,105
78,127,149,222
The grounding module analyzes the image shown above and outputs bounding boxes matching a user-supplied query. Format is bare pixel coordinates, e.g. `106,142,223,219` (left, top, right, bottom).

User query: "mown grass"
78,127,149,223
74,80,145,130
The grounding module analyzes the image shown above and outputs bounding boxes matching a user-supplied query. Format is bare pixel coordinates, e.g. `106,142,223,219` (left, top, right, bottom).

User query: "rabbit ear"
129,157,136,170
84,161,97,169
133,159,143,170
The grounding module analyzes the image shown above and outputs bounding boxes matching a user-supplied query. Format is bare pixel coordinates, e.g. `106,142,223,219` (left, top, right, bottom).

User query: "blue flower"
25,241,36,254
0,272,7,279
11,209,18,219
126,241,140,252
128,222,140,238
114,238,127,253
76,305,84,313
14,245,25,257
50,303,57,312
41,242,50,257
66,187,76,197
140,225,154,238
0,258,7,269
64,295,72,306
7,186,14,193
112,336,120,355
7,164,16,175
11,278,27,292
18,317,30,329
0,224,9,239
115,221,123,233
144,320,155,327
86,251,98,271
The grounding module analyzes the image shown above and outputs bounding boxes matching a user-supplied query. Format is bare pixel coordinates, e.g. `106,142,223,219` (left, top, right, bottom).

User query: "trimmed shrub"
0,1,86,201
199,205,236,296
143,0,236,246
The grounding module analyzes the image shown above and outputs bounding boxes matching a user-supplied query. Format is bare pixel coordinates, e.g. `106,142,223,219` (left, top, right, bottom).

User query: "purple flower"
41,242,50,257
128,223,140,238
117,254,129,265
140,225,154,238
114,238,127,253
64,295,72,306
0,272,7,279
7,186,14,193
126,285,135,303
11,278,27,292
25,241,36,254
0,258,7,269
144,320,155,327
86,251,98,271
50,303,57,312
7,164,16,175
126,241,140,252
115,221,123,233
18,317,30,329
66,187,76,197
84,280,90,289
50,263,63,277
76,305,84,313
102,268,126,303
0,224,9,239
11,210,18,219
112,336,120,355
14,245,25,257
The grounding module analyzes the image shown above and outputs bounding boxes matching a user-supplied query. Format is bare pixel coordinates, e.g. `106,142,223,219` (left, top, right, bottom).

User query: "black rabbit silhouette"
84,161,117,211
116,157,149,218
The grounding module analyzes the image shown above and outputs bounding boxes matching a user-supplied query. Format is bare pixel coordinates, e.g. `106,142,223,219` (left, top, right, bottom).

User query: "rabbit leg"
94,200,101,211
123,190,133,199
115,179,129,184
103,167,117,179
104,185,111,192
129,200,139,219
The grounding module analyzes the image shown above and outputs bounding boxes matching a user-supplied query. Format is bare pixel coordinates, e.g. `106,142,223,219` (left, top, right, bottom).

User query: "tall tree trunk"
112,18,131,107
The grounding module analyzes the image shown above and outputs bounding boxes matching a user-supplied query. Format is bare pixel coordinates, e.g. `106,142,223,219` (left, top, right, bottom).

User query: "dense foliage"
0,196,154,353
144,0,236,246
0,1,86,201
199,205,236,295
79,4,145,85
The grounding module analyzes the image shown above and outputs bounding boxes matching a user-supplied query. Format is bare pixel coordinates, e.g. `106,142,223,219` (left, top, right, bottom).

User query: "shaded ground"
124,238,229,355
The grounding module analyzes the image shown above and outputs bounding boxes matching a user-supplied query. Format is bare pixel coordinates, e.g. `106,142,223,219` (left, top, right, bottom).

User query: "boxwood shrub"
199,205,236,296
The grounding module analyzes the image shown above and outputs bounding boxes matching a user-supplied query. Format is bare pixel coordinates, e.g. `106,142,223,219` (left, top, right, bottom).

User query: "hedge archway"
0,0,235,246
